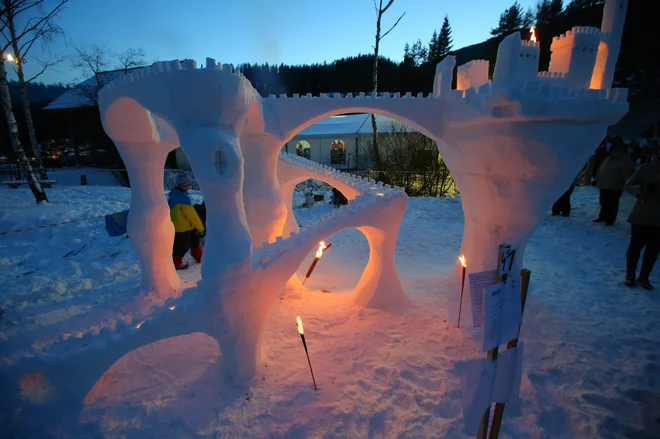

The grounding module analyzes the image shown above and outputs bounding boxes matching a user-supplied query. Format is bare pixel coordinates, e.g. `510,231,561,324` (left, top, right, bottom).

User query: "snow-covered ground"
1,184,659,439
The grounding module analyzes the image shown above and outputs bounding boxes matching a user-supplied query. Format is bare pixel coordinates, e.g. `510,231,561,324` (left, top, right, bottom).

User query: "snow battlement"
457,59,490,91
263,91,433,100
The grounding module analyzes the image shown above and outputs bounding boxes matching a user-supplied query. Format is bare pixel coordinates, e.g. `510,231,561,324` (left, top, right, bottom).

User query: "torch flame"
296,316,304,334
315,241,327,258
530,26,537,43
459,255,467,268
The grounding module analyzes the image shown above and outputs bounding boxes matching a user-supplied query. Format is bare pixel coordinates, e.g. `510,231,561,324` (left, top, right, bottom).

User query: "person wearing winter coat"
167,174,205,269
592,139,610,185
594,140,635,226
624,146,660,289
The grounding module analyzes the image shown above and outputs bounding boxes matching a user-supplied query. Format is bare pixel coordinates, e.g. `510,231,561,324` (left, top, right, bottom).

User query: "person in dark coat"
624,146,660,289
592,139,610,185
594,139,635,226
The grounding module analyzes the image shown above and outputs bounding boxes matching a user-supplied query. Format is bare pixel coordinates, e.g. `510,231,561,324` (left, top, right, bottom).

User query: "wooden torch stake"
476,243,510,439
487,268,532,439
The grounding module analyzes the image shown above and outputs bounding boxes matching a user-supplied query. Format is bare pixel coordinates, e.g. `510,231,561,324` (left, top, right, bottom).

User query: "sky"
4,0,540,85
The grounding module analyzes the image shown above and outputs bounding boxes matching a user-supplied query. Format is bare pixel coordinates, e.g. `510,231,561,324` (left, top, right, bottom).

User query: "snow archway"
2,13,631,402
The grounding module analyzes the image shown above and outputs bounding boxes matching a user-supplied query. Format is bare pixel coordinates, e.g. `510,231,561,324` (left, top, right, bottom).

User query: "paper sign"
482,276,523,352
455,358,495,435
468,270,498,327
455,343,526,435
498,247,517,276
492,342,524,404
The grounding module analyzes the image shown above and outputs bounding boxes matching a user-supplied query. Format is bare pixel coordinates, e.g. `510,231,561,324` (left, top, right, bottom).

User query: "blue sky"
5,0,539,85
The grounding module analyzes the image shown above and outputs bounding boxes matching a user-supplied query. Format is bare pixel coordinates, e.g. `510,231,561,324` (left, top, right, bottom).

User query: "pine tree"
490,1,525,37
523,7,535,28
427,31,439,63
536,0,563,25
437,15,453,60
403,43,415,68
410,39,427,67
565,0,605,12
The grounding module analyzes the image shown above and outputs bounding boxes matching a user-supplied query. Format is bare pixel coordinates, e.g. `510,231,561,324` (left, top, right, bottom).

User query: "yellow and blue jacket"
167,189,205,233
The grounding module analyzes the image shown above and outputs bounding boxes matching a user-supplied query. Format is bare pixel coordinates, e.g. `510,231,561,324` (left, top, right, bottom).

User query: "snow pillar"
100,97,180,297
120,144,180,295
175,125,253,286
440,120,609,274
240,135,288,243
354,197,408,308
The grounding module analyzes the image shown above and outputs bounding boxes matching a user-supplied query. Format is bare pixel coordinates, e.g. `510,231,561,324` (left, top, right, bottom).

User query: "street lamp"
4,53,16,63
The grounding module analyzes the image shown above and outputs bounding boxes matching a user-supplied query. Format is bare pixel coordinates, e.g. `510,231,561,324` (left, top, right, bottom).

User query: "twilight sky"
5,0,539,85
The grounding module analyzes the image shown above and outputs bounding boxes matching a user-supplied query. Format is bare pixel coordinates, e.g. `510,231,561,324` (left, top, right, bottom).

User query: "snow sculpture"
457,60,490,91
0,0,629,407
101,96,180,299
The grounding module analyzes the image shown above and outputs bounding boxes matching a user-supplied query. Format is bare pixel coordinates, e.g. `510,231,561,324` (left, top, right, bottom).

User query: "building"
173,113,400,171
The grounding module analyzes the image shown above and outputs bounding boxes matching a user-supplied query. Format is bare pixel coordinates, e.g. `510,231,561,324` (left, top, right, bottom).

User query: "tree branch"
24,56,63,82
381,0,395,14
379,12,405,40
13,1,67,47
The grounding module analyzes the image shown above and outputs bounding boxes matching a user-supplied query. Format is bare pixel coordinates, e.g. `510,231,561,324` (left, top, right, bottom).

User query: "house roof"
294,114,401,138
42,67,148,110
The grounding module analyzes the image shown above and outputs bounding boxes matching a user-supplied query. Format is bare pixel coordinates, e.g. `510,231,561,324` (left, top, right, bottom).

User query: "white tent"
283,113,400,170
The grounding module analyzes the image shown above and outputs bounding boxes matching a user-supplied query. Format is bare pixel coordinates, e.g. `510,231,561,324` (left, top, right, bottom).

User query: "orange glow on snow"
459,255,467,268
530,26,537,43
315,241,327,258
296,316,304,334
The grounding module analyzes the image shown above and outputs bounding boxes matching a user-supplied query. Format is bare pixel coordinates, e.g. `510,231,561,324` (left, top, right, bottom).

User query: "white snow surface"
1,184,659,438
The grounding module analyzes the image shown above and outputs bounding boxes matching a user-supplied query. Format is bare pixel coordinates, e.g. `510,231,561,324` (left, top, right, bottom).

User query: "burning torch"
457,255,467,328
302,241,332,285
296,316,317,391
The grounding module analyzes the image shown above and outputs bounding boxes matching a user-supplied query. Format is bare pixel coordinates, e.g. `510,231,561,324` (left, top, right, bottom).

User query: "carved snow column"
440,120,611,274
433,56,456,97
240,134,288,243
164,64,266,383
354,195,408,308
100,97,180,296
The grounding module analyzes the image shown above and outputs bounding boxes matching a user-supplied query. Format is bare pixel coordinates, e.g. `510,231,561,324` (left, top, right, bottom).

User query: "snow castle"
0,0,629,408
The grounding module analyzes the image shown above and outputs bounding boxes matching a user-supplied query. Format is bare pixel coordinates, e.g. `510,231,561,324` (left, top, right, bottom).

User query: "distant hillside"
7,81,71,107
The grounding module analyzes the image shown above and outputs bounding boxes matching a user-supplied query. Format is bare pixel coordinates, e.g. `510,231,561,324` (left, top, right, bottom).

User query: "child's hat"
176,173,192,188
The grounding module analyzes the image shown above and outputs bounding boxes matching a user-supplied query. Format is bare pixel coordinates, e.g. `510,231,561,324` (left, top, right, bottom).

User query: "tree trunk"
0,60,47,203
7,18,48,180
16,65,48,179
371,5,384,172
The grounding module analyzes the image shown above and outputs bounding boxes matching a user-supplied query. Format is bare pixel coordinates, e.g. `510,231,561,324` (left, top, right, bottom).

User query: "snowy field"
0,184,659,438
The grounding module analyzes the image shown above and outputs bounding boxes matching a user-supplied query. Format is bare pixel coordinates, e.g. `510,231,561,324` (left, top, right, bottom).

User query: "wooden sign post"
476,243,511,439
487,269,531,439
476,243,531,439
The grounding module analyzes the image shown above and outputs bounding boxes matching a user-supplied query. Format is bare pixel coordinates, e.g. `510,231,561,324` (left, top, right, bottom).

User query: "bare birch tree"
371,0,404,172
1,0,68,182
0,58,46,202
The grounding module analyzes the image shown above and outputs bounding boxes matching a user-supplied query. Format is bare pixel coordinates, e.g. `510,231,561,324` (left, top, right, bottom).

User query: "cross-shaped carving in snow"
215,149,228,175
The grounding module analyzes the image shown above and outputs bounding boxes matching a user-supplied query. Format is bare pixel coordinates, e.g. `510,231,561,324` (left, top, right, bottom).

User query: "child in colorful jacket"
167,173,205,269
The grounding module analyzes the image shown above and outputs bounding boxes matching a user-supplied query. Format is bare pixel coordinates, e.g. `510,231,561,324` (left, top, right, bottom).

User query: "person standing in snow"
594,139,635,226
624,146,660,289
592,139,610,185
167,173,205,270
